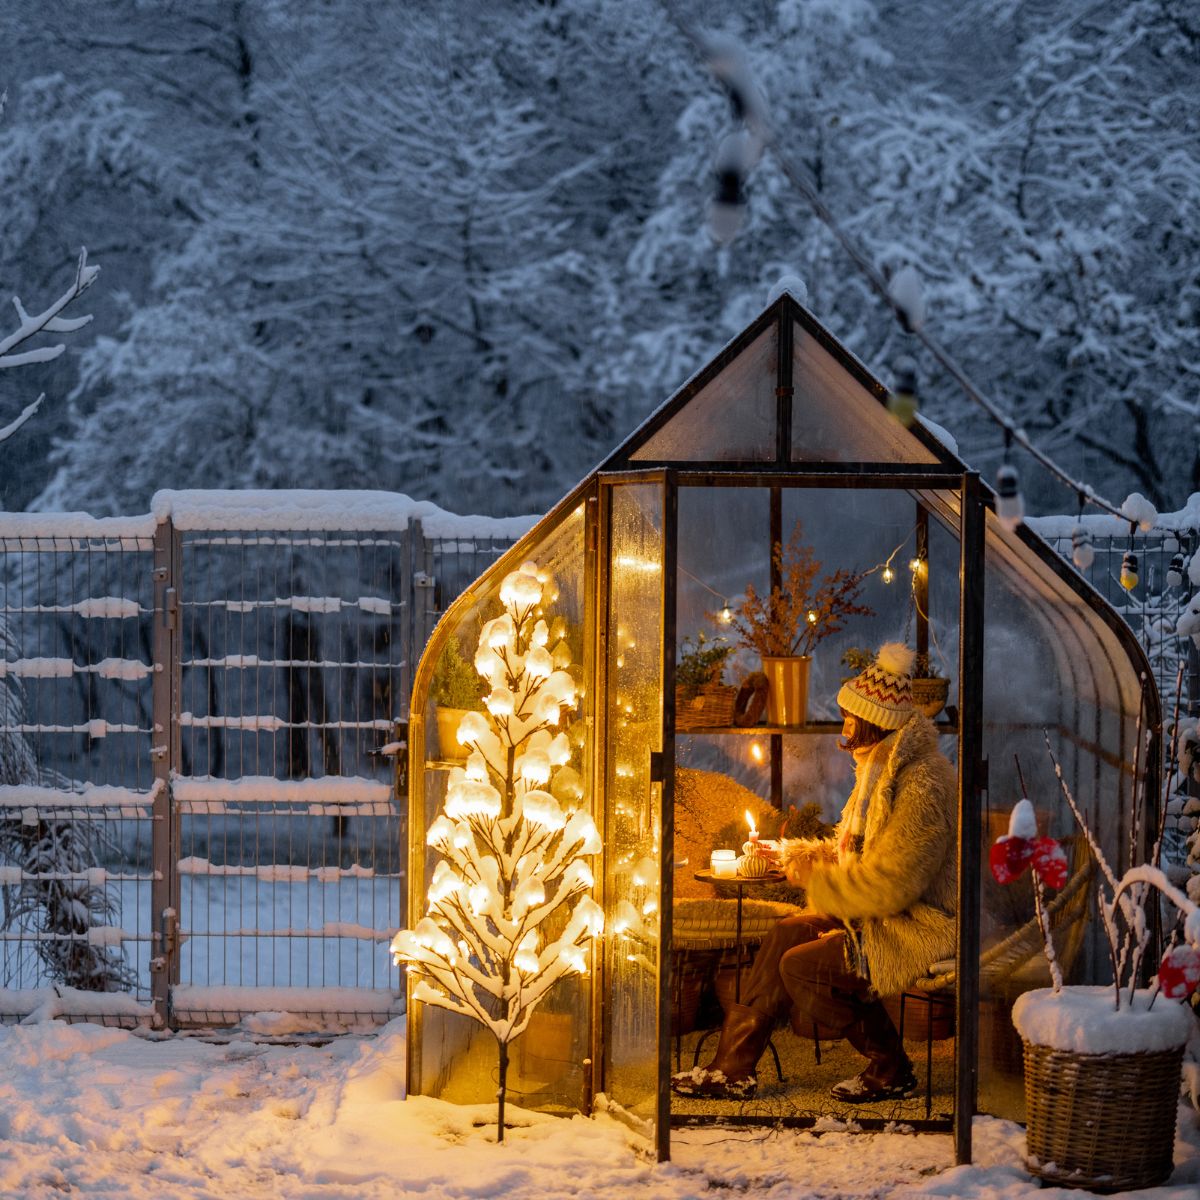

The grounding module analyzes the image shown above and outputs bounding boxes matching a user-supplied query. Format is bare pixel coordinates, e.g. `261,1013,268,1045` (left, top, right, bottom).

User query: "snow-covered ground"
1,1016,1198,1199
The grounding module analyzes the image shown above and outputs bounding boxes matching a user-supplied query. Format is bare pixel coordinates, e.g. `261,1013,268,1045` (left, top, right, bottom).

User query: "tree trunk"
496,1038,509,1144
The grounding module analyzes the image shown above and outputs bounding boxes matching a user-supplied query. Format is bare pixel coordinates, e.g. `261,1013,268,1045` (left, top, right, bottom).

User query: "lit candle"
745,810,759,844
710,849,737,879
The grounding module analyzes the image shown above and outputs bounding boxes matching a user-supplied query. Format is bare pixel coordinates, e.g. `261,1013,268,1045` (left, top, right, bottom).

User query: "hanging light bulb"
1071,526,1095,571
718,601,732,625
887,357,919,428
881,564,895,584
1120,551,1139,591
995,465,1024,532
806,609,819,625
1167,552,1185,589
908,557,923,575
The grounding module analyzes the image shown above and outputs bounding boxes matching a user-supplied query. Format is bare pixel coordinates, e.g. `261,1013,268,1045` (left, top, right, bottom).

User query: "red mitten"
1031,837,1068,889
989,836,1033,885
1157,944,1200,1000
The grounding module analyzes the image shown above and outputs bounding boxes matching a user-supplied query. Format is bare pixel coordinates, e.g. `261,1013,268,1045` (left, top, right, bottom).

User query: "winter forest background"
1,0,1197,519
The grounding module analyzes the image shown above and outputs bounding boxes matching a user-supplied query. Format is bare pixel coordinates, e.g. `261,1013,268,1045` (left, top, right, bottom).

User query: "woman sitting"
672,642,957,1103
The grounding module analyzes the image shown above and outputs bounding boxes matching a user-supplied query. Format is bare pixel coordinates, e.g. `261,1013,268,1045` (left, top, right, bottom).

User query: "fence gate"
0,493,524,1031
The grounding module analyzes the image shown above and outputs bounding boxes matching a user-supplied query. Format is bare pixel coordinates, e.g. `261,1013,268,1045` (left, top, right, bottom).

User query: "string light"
908,557,923,574
669,16,1137,526
887,356,919,429
1119,550,1139,591
881,565,894,584
749,741,764,764
806,609,819,625
718,601,732,624
1071,526,1095,571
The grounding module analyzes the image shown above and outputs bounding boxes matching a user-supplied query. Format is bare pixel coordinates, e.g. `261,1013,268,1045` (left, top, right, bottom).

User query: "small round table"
688,868,788,1079
692,868,785,1002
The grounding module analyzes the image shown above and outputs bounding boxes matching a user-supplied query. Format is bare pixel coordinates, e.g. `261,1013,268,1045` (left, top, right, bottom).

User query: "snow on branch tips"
0,248,101,445
391,559,601,1143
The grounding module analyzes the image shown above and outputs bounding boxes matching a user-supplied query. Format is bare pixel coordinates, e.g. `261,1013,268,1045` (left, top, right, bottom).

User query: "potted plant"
724,521,872,725
429,635,483,760
675,633,736,730
911,651,951,720
991,746,1200,1191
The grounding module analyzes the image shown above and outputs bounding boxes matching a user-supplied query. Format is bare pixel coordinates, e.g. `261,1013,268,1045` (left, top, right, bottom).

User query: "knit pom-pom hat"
836,642,916,730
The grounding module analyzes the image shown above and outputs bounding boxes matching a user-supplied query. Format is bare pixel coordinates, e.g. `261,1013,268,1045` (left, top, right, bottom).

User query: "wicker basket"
676,683,737,730
1021,1039,1185,1191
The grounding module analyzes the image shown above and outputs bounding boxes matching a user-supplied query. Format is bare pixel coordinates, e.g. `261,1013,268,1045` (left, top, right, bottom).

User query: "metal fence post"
409,517,439,676
150,517,181,1029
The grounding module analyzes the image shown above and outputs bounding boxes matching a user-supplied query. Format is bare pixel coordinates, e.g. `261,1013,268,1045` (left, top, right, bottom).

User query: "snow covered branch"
0,249,100,445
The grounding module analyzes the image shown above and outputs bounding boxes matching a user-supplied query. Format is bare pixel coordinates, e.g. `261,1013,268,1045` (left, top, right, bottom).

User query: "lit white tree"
391,560,602,1143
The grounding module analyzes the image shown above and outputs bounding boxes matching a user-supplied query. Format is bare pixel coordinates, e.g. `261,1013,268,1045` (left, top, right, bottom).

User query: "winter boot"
671,1004,774,1100
830,999,917,1103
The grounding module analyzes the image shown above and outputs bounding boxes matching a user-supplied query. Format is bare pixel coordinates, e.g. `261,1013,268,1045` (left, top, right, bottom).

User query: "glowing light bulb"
881,565,894,584
909,557,922,574
719,603,732,624
749,741,764,764
806,610,818,625
1120,551,1139,591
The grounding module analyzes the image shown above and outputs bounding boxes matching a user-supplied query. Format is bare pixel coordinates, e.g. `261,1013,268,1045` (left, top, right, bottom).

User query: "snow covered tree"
391,559,602,1142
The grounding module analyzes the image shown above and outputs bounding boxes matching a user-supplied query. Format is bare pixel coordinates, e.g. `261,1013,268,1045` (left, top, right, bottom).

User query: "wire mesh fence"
2,495,1194,1030
0,498,523,1031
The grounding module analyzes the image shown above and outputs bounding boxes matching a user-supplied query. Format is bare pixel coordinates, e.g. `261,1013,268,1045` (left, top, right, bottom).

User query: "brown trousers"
740,912,908,1085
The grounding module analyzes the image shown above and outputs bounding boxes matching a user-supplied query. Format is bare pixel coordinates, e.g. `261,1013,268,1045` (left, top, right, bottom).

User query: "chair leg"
767,1036,785,1082
812,1020,821,1065
691,1026,718,1067
925,1003,934,1119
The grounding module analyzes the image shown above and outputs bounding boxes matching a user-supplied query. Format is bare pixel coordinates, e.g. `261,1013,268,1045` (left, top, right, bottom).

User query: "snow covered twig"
0,249,100,444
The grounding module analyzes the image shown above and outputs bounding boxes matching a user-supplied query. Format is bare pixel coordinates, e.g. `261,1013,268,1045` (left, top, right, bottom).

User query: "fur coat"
778,713,957,998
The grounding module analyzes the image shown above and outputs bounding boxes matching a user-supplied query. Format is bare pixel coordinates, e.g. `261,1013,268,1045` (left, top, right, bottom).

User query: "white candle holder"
710,849,737,879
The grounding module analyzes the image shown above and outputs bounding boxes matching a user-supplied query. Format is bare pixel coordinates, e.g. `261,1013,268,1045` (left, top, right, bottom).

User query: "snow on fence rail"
0,490,532,1031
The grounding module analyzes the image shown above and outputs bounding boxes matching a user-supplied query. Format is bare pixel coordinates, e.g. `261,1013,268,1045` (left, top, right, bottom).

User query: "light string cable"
662,5,1132,524
677,523,918,623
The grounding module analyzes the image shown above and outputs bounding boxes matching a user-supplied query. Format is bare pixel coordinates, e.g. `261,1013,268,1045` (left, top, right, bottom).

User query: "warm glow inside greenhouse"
401,293,1158,1162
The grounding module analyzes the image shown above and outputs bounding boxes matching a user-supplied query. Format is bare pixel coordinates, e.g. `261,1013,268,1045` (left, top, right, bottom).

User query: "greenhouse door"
596,475,675,1160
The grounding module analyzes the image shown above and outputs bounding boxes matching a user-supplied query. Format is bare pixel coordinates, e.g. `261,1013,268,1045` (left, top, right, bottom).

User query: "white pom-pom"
874,642,916,679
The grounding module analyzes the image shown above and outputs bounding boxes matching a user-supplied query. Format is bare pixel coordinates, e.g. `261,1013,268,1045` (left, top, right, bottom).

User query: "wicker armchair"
896,849,1096,1117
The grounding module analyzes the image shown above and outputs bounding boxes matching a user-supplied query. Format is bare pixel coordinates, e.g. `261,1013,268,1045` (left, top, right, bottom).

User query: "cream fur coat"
779,713,957,998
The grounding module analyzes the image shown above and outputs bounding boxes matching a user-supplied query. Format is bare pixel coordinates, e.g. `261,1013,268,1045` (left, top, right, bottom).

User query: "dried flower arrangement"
724,520,873,659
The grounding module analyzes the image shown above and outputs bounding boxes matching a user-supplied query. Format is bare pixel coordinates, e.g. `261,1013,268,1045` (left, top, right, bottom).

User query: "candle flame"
745,809,757,836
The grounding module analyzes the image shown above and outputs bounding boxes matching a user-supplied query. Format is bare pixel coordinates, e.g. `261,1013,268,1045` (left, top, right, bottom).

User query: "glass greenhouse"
403,293,1159,1162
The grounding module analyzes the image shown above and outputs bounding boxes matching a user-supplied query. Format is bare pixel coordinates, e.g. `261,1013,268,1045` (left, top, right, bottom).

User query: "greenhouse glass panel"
629,327,777,462
406,502,592,1114
600,481,666,1124
790,326,943,464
